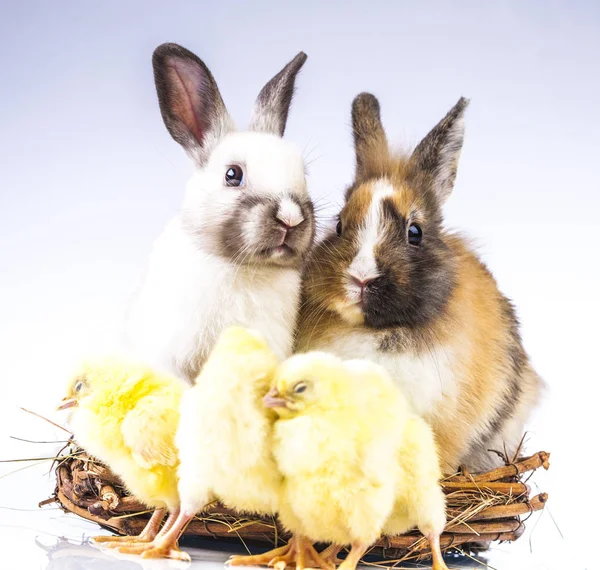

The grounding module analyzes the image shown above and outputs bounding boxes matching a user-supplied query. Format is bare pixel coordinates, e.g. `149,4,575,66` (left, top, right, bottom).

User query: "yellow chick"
382,414,448,569
57,360,189,561
142,326,284,560
265,352,449,570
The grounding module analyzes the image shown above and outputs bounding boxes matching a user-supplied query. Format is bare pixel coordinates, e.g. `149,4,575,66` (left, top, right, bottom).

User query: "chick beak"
57,398,78,411
263,387,288,409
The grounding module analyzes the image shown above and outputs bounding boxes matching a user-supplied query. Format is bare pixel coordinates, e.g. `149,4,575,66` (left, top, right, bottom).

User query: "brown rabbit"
296,93,543,472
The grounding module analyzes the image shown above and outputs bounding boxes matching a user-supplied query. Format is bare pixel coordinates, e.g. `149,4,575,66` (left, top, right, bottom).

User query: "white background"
1,1,598,569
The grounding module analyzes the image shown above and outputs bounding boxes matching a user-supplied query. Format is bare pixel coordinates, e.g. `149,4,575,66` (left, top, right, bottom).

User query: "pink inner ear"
165,57,211,145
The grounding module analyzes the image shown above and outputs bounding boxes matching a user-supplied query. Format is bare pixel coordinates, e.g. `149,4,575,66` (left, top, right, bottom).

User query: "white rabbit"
127,44,314,382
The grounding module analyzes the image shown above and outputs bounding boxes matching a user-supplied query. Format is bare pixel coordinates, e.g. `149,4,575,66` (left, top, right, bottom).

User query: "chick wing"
121,394,179,469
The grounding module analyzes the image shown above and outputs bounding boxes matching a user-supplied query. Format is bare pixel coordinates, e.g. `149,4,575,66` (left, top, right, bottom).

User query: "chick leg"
427,534,449,570
116,509,180,555
337,541,368,570
319,544,345,566
93,508,166,547
139,510,193,561
156,507,180,536
295,537,336,570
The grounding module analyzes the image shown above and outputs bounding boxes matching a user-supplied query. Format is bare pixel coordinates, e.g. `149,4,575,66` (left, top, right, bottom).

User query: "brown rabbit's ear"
351,92,389,180
152,43,234,166
249,52,308,136
409,97,469,203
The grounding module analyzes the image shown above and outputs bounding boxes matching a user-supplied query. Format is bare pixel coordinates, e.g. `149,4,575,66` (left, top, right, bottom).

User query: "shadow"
35,536,191,570
179,536,491,569
35,534,491,570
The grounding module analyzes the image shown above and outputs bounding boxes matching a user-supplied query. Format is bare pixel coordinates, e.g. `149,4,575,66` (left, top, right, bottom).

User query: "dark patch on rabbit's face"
303,177,457,329
181,131,315,267
218,193,315,267
364,197,457,328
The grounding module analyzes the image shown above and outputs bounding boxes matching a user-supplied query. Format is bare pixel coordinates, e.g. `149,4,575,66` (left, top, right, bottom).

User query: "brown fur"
296,95,543,472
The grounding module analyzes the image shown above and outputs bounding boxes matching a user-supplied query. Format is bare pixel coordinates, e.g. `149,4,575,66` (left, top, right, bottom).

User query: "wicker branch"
464,493,547,522
368,527,525,563
446,452,550,483
441,481,529,495
47,447,550,563
444,519,521,534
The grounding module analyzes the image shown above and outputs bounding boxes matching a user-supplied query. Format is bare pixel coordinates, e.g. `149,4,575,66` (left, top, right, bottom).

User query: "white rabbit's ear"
409,97,469,203
152,43,234,166
249,52,307,136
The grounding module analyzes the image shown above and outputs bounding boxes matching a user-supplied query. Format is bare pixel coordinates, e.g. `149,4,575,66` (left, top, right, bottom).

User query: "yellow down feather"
269,351,448,570
61,359,186,511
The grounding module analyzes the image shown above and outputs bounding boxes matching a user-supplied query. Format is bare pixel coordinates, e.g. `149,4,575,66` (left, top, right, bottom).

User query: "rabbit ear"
152,43,234,166
249,52,307,136
409,97,469,203
351,93,389,180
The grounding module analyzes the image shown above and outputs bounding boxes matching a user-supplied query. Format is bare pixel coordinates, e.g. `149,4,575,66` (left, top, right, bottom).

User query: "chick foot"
93,508,166,548
228,536,333,570
268,539,297,569
96,536,154,548
228,542,293,567
141,543,191,561
134,510,193,561
114,513,181,557
115,511,178,555
271,536,334,570
123,535,192,561
427,534,449,570
117,543,156,555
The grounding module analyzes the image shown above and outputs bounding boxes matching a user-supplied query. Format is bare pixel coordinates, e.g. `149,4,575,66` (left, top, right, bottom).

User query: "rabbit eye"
225,165,244,188
408,223,423,246
336,220,343,237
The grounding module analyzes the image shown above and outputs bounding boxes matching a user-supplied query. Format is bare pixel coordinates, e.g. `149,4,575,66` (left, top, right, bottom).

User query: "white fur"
327,177,459,418
127,132,309,381
312,330,458,417
346,180,393,300
277,197,304,227
182,132,307,253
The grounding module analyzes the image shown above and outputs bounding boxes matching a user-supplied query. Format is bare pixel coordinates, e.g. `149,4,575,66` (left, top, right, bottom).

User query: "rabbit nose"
348,268,378,291
276,198,304,229
350,275,375,289
276,219,294,230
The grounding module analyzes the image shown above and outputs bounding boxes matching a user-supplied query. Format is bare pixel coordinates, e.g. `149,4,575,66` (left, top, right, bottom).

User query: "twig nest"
48,447,549,563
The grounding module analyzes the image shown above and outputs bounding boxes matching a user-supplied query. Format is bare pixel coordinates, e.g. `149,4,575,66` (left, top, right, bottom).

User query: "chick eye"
225,165,244,188
74,381,84,393
293,382,308,394
336,219,343,237
408,223,423,246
